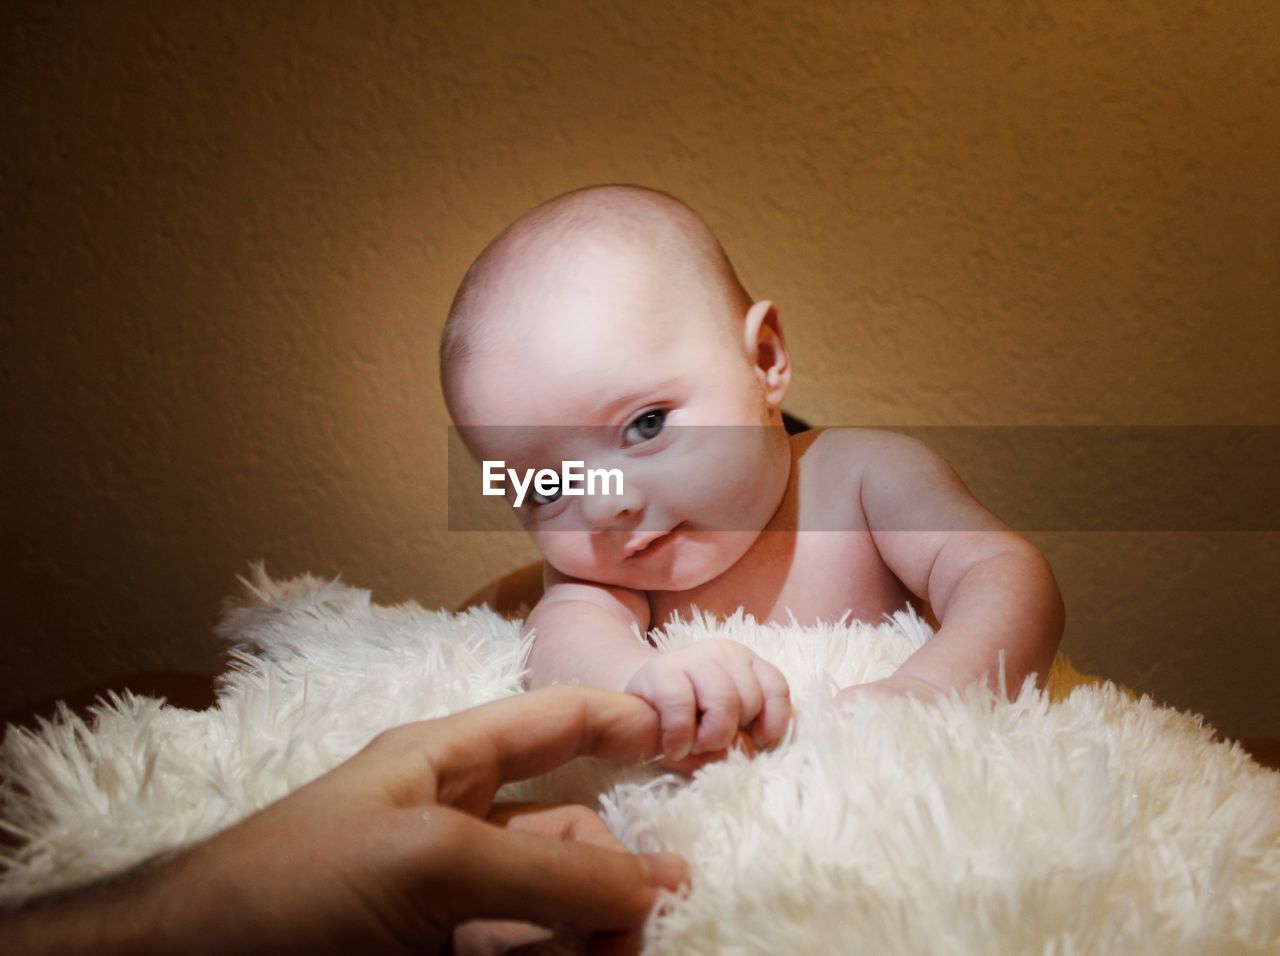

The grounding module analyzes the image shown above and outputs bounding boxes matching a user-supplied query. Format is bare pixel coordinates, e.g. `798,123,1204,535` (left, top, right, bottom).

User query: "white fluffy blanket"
3,570,1278,954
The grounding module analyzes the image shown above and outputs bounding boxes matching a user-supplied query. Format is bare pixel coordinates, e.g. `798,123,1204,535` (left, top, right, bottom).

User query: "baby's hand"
624,639,791,764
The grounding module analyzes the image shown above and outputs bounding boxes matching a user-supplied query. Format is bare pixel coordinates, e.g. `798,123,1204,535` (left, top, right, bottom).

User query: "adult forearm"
525,600,656,692
1,851,222,956
3,892,129,956
895,545,1065,695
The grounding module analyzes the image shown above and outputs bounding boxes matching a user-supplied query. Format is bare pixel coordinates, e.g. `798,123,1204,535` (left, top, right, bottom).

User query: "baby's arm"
845,432,1065,701
526,569,791,762
524,573,656,695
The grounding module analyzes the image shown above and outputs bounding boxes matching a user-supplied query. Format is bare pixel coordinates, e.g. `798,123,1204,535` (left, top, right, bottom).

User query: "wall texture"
2,2,1276,734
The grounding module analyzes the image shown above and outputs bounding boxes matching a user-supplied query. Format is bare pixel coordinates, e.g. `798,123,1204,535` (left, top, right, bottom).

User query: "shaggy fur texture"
3,568,1278,953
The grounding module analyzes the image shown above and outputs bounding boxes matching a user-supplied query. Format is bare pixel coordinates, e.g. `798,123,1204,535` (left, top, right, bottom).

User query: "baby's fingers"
638,671,698,763
688,665,741,754
747,658,791,747
725,659,764,727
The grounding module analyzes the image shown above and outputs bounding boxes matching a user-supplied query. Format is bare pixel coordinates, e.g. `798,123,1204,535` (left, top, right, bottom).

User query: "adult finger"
453,804,633,955
687,665,740,754
589,926,646,956
452,918,557,955
634,669,697,762
488,802,626,853
437,809,688,931
377,687,664,813
748,658,792,747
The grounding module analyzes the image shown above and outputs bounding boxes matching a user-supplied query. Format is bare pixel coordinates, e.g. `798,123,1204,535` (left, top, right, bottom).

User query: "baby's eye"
624,408,667,445
530,479,562,507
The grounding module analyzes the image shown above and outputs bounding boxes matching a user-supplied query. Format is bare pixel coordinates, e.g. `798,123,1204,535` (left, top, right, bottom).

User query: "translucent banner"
446,426,1278,532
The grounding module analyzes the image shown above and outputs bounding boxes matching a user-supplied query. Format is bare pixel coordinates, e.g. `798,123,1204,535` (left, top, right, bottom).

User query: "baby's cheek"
701,456,773,528
530,532,597,578
667,444,736,497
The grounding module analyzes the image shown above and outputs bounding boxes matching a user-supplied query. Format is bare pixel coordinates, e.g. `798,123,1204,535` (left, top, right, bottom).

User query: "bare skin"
0,688,688,956
444,185,1065,764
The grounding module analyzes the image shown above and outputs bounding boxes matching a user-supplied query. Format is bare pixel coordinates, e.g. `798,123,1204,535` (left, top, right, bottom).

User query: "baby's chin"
556,528,761,593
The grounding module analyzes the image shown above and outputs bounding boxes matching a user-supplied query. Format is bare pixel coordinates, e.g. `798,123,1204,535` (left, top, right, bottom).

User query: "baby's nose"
581,479,644,530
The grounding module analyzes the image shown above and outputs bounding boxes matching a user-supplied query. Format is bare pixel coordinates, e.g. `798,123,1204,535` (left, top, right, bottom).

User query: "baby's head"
441,185,793,591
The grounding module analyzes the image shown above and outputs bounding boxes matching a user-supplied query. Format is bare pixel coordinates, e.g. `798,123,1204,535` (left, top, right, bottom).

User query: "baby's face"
454,245,790,591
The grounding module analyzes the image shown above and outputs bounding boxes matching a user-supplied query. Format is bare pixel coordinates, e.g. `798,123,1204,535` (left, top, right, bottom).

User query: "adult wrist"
1,850,201,956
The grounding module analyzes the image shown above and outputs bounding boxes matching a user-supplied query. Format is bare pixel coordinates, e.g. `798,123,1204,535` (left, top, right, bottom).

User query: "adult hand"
3,687,688,956
452,800,655,954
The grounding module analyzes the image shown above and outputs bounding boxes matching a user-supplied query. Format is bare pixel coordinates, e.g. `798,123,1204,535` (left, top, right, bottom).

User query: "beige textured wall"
3,2,1276,734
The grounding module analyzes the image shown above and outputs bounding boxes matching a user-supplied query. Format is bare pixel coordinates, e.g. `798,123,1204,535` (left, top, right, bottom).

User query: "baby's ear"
743,300,791,408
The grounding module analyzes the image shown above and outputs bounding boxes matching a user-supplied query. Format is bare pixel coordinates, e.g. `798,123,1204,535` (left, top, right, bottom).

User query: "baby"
441,185,1064,766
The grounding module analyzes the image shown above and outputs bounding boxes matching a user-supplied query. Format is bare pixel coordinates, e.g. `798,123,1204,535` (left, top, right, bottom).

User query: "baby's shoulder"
795,426,942,476
791,428,961,528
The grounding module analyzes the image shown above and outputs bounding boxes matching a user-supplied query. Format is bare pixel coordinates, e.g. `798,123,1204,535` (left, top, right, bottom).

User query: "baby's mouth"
625,523,684,559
